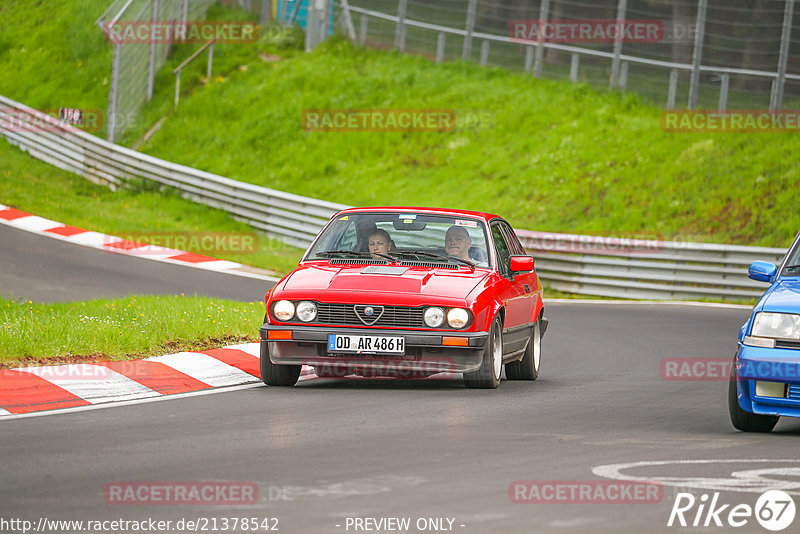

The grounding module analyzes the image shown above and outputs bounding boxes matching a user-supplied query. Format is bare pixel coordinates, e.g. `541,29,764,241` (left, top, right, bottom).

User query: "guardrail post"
609,0,628,89
462,0,477,61
435,32,446,63
174,71,181,107
688,0,708,110
395,0,407,52
718,73,729,112
480,40,489,66
533,0,550,77
107,42,121,143
667,68,678,110
619,61,628,92
359,14,368,45
207,42,214,80
524,45,534,72
147,0,159,102
569,52,579,82
770,0,795,111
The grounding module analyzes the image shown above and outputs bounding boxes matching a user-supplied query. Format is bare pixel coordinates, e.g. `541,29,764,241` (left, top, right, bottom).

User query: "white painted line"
7,215,61,232
22,364,159,403
172,259,242,271
543,298,752,309
149,352,257,387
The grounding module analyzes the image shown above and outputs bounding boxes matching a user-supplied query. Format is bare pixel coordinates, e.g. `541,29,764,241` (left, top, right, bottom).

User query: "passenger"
445,225,472,261
368,229,394,258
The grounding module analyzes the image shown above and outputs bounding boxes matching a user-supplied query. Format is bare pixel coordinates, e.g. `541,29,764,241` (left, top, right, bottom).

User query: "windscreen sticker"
455,219,478,228
398,214,417,219
338,216,349,220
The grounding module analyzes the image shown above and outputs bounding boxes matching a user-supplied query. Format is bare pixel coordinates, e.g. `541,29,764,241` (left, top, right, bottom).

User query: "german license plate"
327,334,405,355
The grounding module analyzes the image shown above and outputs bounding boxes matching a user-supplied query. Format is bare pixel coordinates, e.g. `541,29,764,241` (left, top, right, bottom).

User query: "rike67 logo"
668,490,796,531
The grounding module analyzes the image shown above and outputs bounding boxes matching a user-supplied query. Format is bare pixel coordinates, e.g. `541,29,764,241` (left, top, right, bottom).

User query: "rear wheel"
464,316,502,389
728,359,778,432
506,320,541,381
260,340,301,386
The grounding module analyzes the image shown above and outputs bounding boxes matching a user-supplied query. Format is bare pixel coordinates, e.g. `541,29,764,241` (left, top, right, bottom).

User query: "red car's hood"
279,263,489,300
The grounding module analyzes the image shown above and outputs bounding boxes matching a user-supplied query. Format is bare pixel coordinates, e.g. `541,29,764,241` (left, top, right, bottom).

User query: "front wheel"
728,359,778,432
464,316,502,389
506,320,541,381
260,340,301,386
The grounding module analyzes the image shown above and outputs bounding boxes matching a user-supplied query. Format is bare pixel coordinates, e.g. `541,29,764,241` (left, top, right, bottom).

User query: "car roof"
336,206,501,223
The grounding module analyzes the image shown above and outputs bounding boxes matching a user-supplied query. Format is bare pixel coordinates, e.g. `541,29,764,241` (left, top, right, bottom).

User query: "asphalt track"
3,225,800,533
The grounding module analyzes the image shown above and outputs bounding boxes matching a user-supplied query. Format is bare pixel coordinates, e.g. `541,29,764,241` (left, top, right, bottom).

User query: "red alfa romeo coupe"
259,207,547,388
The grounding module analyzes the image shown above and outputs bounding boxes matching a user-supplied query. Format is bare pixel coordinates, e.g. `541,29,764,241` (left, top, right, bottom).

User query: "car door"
490,221,531,357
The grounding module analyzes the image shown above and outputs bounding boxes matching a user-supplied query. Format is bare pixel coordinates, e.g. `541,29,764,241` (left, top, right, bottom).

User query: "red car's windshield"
305,212,492,268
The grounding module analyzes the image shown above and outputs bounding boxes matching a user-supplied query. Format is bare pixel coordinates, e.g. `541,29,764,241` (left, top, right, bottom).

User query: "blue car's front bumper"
735,343,800,418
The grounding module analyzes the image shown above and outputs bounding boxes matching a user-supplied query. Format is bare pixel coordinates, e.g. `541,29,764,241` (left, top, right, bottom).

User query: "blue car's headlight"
748,312,800,346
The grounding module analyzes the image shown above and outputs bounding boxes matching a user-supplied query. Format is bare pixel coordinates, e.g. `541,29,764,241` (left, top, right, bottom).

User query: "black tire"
728,359,778,432
506,320,541,381
260,339,301,386
464,316,502,389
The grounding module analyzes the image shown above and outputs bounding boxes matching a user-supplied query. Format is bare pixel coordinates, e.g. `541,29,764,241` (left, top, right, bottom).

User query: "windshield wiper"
316,250,396,262
396,250,475,268
786,265,800,272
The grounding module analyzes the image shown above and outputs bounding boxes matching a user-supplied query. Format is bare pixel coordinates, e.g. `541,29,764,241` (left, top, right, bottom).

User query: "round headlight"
424,307,445,328
296,301,317,322
447,308,469,329
272,300,295,321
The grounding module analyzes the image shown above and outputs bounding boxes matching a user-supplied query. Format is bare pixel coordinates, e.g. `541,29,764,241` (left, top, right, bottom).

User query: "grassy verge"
0,294,264,368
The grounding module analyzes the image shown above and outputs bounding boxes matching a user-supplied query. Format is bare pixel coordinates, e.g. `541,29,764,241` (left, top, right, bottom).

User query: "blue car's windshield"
782,235,800,275
305,213,491,268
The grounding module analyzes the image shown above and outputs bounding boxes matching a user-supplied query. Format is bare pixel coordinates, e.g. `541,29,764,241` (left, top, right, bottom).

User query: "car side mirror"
509,255,535,273
748,261,777,283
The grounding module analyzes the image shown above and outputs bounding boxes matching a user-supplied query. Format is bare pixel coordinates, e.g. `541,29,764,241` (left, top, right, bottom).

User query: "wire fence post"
339,0,356,41
107,42,121,143
207,42,214,80
480,40,489,66
688,0,708,110
395,0,407,52
462,0,477,61
609,0,627,89
534,0,550,77
619,61,628,92
771,0,795,111
146,0,159,102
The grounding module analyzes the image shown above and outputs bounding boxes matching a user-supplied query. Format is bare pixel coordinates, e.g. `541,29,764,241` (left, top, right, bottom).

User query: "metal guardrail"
0,94,347,248
0,93,788,300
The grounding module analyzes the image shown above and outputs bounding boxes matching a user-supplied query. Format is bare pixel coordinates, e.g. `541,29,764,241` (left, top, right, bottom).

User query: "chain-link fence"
339,0,800,111
96,0,217,143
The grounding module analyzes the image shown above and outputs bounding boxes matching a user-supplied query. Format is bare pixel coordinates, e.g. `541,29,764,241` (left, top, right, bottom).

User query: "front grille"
788,385,800,401
775,340,800,350
315,303,425,328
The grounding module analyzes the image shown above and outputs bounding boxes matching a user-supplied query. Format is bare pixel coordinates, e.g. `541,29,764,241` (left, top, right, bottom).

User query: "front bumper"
735,343,800,417
259,324,489,374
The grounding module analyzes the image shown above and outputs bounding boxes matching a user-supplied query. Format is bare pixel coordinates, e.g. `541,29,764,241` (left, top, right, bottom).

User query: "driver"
445,225,472,261
367,229,394,258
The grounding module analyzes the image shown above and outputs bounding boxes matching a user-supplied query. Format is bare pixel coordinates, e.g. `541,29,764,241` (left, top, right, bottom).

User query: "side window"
491,224,511,276
500,223,525,256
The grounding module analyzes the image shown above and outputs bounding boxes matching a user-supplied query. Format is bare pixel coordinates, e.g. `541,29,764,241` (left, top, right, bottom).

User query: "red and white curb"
0,204,279,282
0,343,315,417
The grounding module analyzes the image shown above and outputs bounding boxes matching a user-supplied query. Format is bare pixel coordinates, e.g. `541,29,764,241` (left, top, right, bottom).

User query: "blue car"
729,232,800,432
